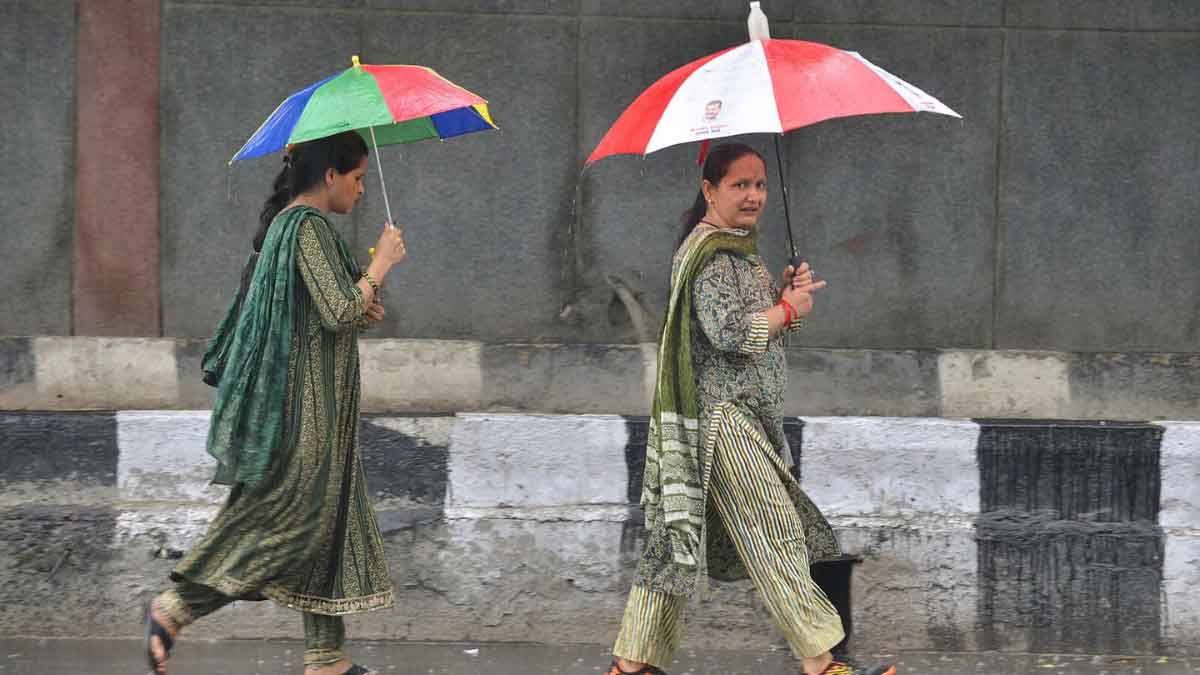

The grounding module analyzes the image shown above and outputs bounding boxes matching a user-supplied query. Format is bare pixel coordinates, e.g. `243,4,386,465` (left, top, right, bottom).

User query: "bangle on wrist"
362,272,379,294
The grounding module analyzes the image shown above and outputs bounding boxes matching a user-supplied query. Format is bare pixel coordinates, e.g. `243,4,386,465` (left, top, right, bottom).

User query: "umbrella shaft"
369,126,395,226
773,135,800,264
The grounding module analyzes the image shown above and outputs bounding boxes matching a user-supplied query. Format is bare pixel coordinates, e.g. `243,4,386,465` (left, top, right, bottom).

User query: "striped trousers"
614,420,845,669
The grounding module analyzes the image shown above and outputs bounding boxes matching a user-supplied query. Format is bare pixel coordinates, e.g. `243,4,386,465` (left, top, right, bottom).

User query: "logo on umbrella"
690,99,727,137
704,99,723,121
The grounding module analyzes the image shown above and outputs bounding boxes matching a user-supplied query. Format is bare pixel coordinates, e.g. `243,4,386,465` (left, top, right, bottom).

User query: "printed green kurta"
173,208,393,615
635,223,840,596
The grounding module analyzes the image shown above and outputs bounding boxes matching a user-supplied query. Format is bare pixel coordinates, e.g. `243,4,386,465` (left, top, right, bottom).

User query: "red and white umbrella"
586,37,959,264
587,38,959,164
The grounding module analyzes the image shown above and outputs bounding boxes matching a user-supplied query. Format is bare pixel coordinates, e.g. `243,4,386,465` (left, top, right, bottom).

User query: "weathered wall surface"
2,1,1198,354
2,411,1195,655
0,1,75,336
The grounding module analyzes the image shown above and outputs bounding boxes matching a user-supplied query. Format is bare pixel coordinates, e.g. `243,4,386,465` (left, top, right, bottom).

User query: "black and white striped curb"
0,411,1196,654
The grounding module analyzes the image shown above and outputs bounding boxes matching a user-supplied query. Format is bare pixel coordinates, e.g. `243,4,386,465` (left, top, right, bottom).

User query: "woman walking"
143,130,408,675
608,143,895,675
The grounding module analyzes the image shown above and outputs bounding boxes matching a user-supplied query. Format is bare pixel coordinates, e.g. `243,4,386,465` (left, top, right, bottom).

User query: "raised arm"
297,216,365,332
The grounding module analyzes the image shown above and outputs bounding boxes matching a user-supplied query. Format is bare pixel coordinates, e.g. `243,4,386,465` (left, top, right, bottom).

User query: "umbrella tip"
352,54,361,70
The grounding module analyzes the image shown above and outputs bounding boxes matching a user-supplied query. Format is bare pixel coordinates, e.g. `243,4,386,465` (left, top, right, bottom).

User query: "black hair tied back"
253,131,368,252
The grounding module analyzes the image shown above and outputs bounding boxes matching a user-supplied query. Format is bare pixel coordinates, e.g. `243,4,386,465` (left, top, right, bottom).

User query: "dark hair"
254,130,369,251
677,142,765,246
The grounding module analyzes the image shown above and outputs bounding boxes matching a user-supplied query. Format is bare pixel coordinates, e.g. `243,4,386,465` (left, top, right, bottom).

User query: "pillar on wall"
73,0,161,335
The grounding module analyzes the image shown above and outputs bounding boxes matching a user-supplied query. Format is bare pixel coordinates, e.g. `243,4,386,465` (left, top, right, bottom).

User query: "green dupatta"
642,226,758,575
200,206,360,487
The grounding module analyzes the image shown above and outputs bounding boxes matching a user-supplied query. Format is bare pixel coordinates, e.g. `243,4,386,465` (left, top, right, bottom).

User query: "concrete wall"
2,1,1199,354
0,1,75,336
2,411,1195,655
6,336,1200,420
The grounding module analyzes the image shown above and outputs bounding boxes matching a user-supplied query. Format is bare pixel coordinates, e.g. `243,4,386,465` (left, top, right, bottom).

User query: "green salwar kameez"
155,207,393,667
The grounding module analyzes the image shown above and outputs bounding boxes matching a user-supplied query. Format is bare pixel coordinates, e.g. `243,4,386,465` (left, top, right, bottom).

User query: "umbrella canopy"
232,55,496,163
587,38,958,164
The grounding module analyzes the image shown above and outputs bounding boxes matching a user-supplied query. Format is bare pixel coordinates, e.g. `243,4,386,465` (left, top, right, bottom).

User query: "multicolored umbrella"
231,55,496,224
586,38,959,264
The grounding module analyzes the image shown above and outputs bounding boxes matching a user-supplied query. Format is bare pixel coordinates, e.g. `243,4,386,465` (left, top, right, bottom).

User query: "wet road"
1,639,1196,675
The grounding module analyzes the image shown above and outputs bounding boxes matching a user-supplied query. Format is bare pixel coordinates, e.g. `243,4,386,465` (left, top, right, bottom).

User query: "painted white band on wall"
799,417,981,517
448,413,630,509
1157,422,1200,645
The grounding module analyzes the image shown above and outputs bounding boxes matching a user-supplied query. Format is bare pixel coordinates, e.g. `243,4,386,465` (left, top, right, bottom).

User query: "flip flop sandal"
143,601,175,673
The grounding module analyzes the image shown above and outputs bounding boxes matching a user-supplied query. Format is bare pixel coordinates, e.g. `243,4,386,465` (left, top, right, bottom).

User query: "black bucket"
810,554,863,657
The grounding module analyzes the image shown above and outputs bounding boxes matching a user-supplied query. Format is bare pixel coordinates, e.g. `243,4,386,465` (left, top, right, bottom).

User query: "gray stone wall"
0,1,75,336
3,1,1199,353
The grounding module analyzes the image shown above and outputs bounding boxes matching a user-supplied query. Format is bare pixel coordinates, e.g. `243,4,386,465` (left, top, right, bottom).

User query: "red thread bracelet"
779,298,797,324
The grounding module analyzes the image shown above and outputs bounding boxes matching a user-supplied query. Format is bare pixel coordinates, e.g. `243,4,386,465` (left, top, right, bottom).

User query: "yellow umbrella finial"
352,54,361,70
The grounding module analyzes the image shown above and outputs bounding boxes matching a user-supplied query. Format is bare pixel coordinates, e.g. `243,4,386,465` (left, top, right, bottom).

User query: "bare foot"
146,603,180,675
802,651,834,675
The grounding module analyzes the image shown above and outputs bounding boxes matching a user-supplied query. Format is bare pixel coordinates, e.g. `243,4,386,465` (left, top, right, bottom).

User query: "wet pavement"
1,639,1196,675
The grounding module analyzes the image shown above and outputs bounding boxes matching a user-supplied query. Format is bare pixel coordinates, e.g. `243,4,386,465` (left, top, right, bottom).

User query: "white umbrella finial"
748,2,770,41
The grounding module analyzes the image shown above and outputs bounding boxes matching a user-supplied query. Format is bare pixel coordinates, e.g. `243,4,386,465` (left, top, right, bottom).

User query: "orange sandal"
816,659,896,675
606,660,667,675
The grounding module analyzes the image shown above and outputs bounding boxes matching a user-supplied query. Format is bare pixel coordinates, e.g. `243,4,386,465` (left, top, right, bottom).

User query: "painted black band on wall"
0,411,118,485
0,337,35,391
976,419,1164,654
